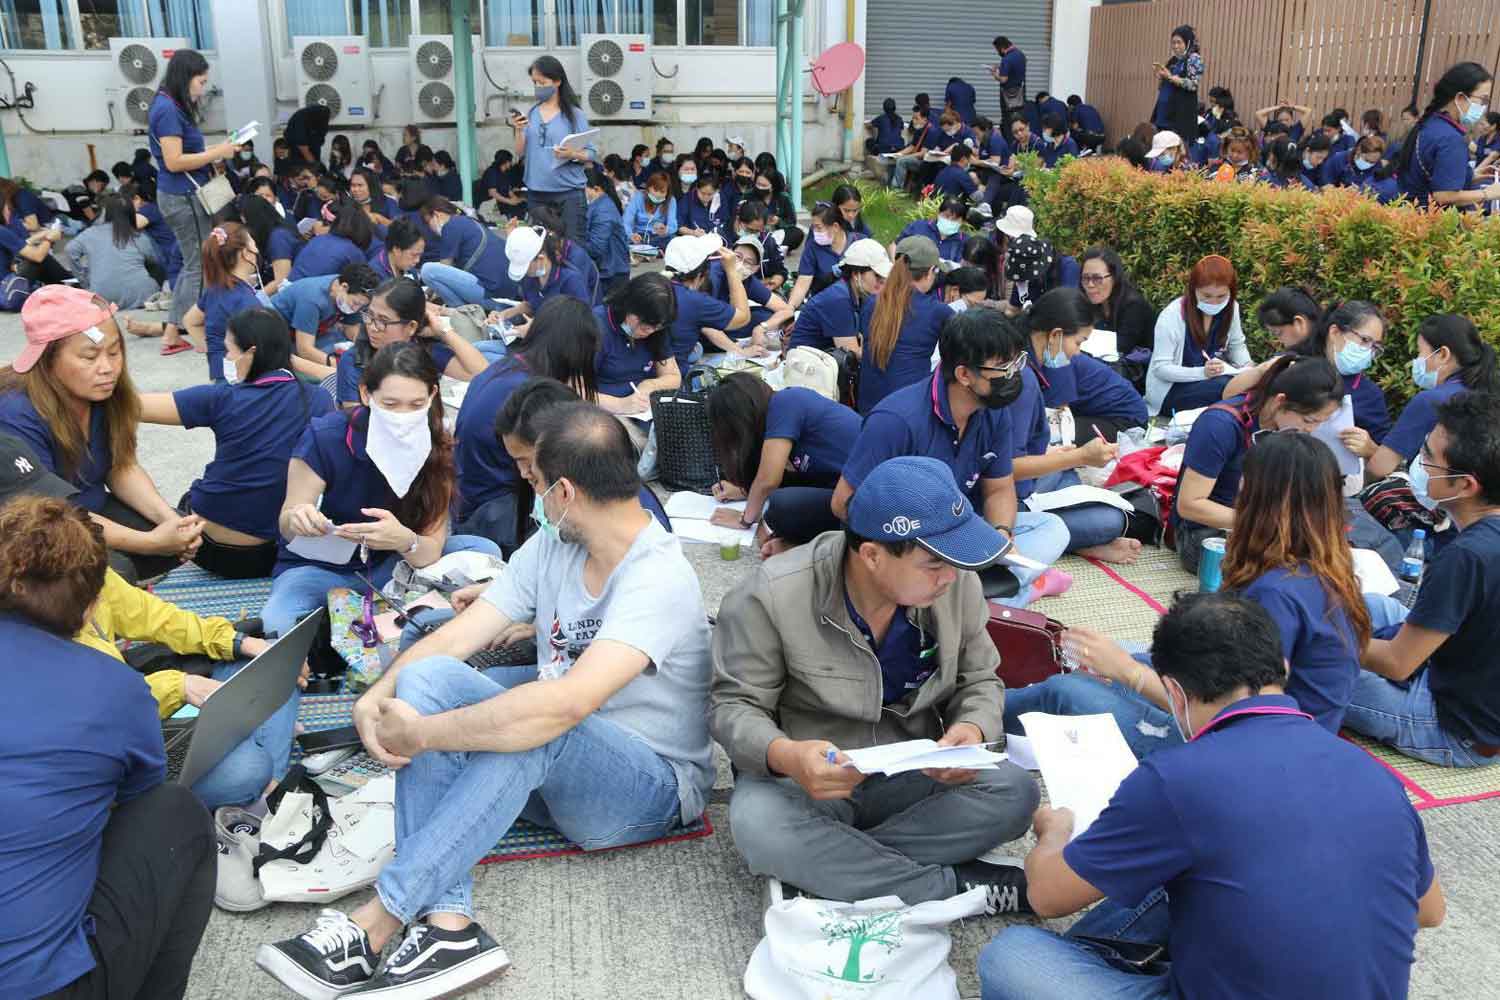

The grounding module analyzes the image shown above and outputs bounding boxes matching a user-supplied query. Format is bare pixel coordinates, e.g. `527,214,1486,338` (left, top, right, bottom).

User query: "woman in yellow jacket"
76,567,303,811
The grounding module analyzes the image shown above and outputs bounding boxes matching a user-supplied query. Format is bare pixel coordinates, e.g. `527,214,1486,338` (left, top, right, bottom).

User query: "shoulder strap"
1205,401,1254,446
462,220,490,272
252,765,333,875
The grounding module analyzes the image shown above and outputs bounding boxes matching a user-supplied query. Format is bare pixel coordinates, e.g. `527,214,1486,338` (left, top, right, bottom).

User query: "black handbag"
650,364,721,492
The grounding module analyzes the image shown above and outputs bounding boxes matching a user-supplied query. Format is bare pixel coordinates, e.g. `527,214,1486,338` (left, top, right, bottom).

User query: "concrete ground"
1,308,1497,999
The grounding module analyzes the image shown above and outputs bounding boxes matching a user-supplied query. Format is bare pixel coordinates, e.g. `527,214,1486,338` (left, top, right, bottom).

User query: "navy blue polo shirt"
147,92,208,195
871,114,906,153
278,410,406,574
668,282,736,372
981,131,1013,163
288,234,365,282
1072,353,1148,426
1399,114,1472,208
521,262,590,316
932,164,979,200
706,260,773,331
1190,130,1221,167
999,48,1026,92
1065,695,1432,1000
175,372,335,538
271,274,346,346
1174,395,1256,527
594,305,669,398
897,218,964,263
0,613,164,999
1026,355,1080,409
764,386,860,483
1070,103,1104,133
1008,366,1053,500
1039,135,1080,168
1351,167,1401,204
454,359,529,516
1405,516,1500,744
336,340,455,406
0,391,111,511
1240,567,1361,731
787,280,862,353
857,289,952,414
437,215,514,298
1345,372,1392,443
0,225,22,273
945,78,978,124
843,372,1014,501
199,280,265,382
267,225,303,270
676,193,723,234
845,592,935,704
1384,381,1465,461
797,238,844,283
365,245,407,282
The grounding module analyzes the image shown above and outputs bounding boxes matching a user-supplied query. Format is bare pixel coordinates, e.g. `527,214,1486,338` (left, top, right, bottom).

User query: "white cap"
726,135,746,148
505,225,546,282
996,205,1035,240
1147,130,1183,159
664,232,724,275
839,238,892,278
733,233,764,256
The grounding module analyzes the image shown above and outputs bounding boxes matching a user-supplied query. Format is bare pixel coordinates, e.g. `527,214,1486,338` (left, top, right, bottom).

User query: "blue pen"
825,747,840,764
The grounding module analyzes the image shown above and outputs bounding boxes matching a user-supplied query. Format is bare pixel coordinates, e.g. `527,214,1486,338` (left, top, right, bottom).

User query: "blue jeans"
190,658,300,810
261,535,502,639
993,509,1070,608
374,655,682,922
1342,595,1497,768
1035,470,1127,552
420,262,503,310
1003,667,1183,761
979,892,1172,1000
399,607,455,651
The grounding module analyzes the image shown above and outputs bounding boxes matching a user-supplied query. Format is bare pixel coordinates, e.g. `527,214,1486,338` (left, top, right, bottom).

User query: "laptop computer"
163,609,325,789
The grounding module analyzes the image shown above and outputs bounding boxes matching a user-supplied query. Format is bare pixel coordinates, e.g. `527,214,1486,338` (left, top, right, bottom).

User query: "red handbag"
986,601,1067,688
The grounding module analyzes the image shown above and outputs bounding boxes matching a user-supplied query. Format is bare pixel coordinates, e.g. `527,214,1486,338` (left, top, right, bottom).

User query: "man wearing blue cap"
711,455,1041,912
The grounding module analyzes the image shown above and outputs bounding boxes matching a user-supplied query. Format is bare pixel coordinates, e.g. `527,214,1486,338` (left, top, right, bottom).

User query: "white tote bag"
744,888,988,1000
259,774,396,904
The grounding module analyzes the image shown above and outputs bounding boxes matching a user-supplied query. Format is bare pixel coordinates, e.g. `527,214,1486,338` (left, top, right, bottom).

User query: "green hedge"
1022,157,1500,407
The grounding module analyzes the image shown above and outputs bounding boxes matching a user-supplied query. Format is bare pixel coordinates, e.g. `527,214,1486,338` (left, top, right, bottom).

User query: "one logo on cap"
13,456,32,475
884,516,920,536
952,500,965,517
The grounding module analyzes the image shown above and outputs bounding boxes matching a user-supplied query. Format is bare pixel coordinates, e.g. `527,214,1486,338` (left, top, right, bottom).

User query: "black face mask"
978,373,1022,409
737,177,755,190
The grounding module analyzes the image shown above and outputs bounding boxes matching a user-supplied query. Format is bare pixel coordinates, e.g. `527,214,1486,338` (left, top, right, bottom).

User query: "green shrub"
1022,157,1500,407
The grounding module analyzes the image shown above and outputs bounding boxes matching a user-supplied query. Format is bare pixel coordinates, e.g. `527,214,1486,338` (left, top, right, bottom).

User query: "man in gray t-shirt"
258,403,713,999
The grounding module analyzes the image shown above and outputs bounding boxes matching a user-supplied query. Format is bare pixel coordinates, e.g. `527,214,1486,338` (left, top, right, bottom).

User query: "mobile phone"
295,725,362,754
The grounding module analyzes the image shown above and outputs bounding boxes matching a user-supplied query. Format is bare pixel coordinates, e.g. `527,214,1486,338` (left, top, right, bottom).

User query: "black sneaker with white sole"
256,909,378,999
953,858,1034,915
349,922,511,998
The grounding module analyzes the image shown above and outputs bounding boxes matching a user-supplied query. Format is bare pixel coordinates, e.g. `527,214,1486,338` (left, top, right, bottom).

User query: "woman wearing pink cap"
0,286,203,583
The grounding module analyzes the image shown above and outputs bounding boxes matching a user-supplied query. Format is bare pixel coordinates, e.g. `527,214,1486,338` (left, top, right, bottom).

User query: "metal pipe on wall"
450,0,478,202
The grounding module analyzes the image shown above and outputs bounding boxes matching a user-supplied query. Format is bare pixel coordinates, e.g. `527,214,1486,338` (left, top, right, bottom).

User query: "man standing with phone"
989,36,1027,126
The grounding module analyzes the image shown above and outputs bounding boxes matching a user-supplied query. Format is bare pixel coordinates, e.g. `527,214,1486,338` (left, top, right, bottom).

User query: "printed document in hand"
1019,712,1138,840
839,739,1007,776
1311,395,1363,488
557,128,599,151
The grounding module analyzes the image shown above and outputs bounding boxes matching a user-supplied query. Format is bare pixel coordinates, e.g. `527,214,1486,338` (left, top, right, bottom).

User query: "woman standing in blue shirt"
261,342,501,639
140,308,334,578
148,50,242,362
289,200,373,281
1397,62,1500,209
510,55,596,240
622,170,677,250
583,168,630,297
859,235,949,413
1150,24,1204,144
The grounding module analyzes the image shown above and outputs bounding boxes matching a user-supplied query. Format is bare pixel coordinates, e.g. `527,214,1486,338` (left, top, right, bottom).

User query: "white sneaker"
214,806,269,912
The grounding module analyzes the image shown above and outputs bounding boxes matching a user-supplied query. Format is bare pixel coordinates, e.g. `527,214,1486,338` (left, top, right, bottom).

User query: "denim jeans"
1003,668,1183,761
891,155,921,189
190,658,300,810
261,535,502,639
1341,594,1497,768
419,262,502,310
374,655,682,922
1035,470,1127,552
994,509,1070,608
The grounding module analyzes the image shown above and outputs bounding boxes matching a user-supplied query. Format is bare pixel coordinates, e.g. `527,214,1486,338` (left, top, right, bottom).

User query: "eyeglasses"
1343,329,1384,355
362,310,403,331
1078,273,1111,286
977,354,1028,379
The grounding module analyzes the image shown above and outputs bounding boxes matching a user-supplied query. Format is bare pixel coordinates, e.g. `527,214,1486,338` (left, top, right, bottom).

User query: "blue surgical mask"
534,84,557,102
936,216,961,237
1042,340,1070,368
680,172,697,185
1156,153,1175,168
1196,296,1228,316
1354,156,1376,172
1411,351,1440,390
1335,340,1374,375
1408,454,1466,512
1461,96,1488,127
530,480,570,540
1042,132,1056,145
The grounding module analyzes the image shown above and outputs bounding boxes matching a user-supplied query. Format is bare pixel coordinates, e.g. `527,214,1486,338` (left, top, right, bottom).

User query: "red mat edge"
477,813,716,865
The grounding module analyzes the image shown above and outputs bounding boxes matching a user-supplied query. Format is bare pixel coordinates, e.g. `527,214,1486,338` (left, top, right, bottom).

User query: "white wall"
0,0,860,189
1050,0,1101,102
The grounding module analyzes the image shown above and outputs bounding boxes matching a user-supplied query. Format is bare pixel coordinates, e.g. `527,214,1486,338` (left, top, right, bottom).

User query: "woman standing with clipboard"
148,50,242,357
511,55,597,241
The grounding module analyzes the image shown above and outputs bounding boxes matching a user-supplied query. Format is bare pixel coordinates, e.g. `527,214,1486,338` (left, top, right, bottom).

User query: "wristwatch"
403,533,421,555
232,633,245,659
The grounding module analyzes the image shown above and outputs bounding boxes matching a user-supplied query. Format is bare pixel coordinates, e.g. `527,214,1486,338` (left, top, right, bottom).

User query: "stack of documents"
837,739,1007,775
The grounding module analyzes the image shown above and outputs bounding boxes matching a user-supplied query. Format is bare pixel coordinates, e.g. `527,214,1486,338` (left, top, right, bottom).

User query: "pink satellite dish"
810,42,865,96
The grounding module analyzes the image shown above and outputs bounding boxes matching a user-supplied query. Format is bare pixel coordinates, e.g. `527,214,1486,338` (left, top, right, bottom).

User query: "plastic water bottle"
1400,529,1427,584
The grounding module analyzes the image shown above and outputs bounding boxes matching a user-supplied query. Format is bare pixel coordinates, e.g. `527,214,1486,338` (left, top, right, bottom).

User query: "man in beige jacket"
711,455,1040,913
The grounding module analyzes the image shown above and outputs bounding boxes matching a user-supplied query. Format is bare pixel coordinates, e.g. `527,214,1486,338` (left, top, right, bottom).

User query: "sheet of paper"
230,120,259,144
286,531,357,565
1004,733,1039,771
557,127,600,151
1080,329,1118,359
664,491,746,521
1352,547,1399,597
1025,484,1137,515
1311,395,1363,485
1019,712,1139,840
672,519,757,546
840,739,1007,775
331,802,395,862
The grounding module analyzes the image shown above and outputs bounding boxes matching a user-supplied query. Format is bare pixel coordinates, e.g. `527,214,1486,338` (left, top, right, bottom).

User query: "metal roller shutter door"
864,0,1054,120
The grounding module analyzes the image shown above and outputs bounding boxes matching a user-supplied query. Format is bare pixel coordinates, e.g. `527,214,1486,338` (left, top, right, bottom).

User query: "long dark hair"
159,48,210,120
1078,246,1140,324
963,235,1002,299
357,342,453,534
604,272,677,358
349,167,386,209
585,166,622,216
831,184,866,234
529,54,582,131
227,307,296,378
509,296,601,402
1397,62,1493,176
240,190,290,270
1256,286,1321,332
100,194,136,250
1417,313,1499,393
355,277,430,366
1249,354,1343,416
707,372,774,490
1296,300,1384,360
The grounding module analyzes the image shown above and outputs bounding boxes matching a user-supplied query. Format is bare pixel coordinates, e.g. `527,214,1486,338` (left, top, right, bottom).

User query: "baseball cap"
0,432,77,505
847,456,1007,569
725,135,746,148
504,225,546,282
839,238,892,278
15,286,118,374
733,233,764,256
996,205,1036,240
663,232,724,275
1148,130,1183,159
892,235,941,274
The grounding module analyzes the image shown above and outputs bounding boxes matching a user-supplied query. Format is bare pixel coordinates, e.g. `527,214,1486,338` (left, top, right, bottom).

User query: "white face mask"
273,201,287,219
365,398,433,498
222,356,241,384
335,294,358,316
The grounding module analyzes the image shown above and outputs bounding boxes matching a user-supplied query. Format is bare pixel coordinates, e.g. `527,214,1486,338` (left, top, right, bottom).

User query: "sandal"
160,341,193,356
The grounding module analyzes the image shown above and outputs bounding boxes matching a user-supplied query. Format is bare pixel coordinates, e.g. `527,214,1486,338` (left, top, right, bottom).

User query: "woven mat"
292,696,717,862
1031,549,1196,645
148,564,273,621
1343,732,1500,812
